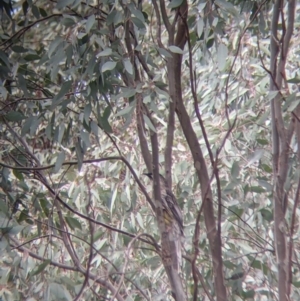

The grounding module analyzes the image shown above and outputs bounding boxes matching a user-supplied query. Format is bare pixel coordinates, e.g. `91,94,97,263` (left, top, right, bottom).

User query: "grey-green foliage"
0,0,300,300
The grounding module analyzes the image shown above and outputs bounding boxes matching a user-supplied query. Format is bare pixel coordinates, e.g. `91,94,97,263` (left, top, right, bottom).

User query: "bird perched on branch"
144,172,184,271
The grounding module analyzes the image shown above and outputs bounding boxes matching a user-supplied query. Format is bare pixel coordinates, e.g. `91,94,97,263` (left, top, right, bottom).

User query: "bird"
144,172,184,271
144,173,184,234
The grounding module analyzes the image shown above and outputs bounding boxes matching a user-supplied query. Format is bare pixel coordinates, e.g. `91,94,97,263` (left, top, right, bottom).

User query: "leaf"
5,111,25,121
131,17,146,30
84,103,92,124
0,50,10,67
256,138,269,145
49,283,72,300
157,47,172,58
56,0,75,9
18,74,28,97
197,18,204,38
0,200,9,215
168,0,184,9
287,77,300,84
39,7,47,17
128,3,145,22
0,86,7,99
81,129,90,147
217,43,228,70
215,0,238,15
32,5,40,19
143,114,156,132
11,45,28,53
98,48,112,57
6,225,24,235
40,199,50,217
101,61,117,72
123,59,133,75
115,104,135,117
110,188,117,213
29,260,51,277
53,151,65,173
249,186,265,193
75,141,83,171
21,116,34,136
65,216,82,230
13,169,24,181
136,212,144,229
90,120,99,139
260,208,273,222
245,149,264,167
51,80,72,108
86,14,95,33
231,161,240,179
168,45,184,54
23,54,41,61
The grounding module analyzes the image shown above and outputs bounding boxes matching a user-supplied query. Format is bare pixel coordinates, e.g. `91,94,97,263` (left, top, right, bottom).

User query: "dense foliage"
0,0,299,300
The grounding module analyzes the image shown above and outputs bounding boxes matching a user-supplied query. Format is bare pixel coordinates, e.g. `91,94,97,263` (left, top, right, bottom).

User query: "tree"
0,0,299,300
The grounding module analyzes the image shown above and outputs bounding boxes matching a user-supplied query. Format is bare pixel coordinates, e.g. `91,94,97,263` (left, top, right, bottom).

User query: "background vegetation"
0,0,299,300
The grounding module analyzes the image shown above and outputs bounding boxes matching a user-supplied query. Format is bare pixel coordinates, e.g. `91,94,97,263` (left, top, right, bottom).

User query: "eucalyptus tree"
0,0,299,300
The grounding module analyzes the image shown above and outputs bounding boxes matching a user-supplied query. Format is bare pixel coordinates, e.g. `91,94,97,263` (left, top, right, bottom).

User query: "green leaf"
110,188,117,213
98,48,112,57
75,141,84,171
123,59,133,75
39,7,47,17
168,45,184,54
52,80,72,108
197,18,204,38
143,114,156,132
260,208,273,222
249,186,265,193
5,111,25,121
32,5,40,18
13,169,24,181
246,149,264,167
56,0,75,9
115,104,135,117
18,74,28,97
101,61,117,72
128,4,145,22
6,225,24,235
86,14,95,33
49,283,72,300
29,260,51,277
168,0,184,9
157,47,172,58
23,54,41,61
90,120,99,139
287,77,300,83
136,212,144,229
99,106,112,133
131,17,146,30
40,199,50,217
65,216,82,230
84,103,92,124
261,164,272,173
256,138,269,145
0,200,9,215
0,50,10,67
11,45,28,53
53,152,65,173
215,0,238,15
21,117,34,136
231,161,240,179
217,43,228,70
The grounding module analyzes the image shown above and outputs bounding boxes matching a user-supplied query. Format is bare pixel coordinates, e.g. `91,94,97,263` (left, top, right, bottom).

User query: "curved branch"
9,237,126,301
